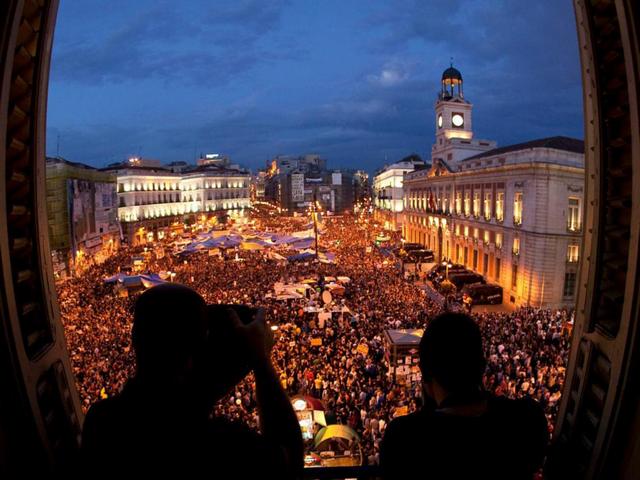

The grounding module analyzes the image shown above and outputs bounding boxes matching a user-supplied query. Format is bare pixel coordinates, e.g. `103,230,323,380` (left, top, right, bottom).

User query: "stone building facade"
403,66,584,308
104,158,250,245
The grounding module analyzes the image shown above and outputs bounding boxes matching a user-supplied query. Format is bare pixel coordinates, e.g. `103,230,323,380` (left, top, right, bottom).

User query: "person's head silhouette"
132,283,208,388
419,312,486,405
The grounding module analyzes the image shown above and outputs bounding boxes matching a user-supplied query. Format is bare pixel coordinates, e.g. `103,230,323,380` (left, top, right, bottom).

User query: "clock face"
452,113,464,127
438,114,443,128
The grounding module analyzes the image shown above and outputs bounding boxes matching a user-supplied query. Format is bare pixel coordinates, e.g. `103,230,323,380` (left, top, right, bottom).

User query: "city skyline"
46,0,583,173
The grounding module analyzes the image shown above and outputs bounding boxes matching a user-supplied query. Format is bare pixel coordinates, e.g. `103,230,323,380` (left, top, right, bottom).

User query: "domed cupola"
440,63,463,100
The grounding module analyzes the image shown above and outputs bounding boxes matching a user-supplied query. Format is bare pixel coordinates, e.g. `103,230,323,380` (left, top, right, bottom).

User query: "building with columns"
403,66,584,308
104,157,250,245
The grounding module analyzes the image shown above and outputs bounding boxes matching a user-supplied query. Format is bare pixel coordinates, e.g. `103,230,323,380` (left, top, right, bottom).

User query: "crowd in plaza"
56,211,571,464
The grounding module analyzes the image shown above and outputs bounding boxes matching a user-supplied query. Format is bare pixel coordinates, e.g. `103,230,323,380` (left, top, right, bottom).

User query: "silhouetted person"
380,312,548,479
82,284,303,477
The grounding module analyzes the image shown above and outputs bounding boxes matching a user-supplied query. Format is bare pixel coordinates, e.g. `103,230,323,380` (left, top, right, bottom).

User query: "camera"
202,304,259,400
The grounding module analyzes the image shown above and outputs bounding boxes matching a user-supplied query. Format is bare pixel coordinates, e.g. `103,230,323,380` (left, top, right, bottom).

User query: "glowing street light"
442,260,453,279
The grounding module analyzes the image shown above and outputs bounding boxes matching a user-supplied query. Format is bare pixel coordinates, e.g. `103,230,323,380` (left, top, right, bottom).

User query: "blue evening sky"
46,0,583,173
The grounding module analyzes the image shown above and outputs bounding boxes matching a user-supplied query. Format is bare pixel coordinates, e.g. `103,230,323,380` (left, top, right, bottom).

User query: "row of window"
119,180,248,193
119,190,249,207
407,191,582,231
406,222,580,262
406,187,507,221
409,228,579,299
119,201,249,222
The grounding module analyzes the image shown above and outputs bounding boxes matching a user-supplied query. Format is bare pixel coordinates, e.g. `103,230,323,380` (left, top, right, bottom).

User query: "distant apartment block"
103,156,250,245
264,154,356,213
46,157,120,277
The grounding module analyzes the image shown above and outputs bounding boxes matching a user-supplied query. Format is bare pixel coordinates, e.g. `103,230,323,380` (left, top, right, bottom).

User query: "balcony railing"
567,222,582,233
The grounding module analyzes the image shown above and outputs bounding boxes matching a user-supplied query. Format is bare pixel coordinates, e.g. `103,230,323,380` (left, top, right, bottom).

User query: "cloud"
50,0,294,86
366,61,413,87
47,0,583,174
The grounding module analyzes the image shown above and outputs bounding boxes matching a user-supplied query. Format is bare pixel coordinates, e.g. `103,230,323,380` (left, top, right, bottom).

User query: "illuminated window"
464,226,469,238
495,232,503,248
464,191,471,217
484,191,492,220
473,191,481,217
512,236,520,255
473,227,479,239
567,244,579,263
455,224,460,236
455,191,462,215
496,191,504,222
513,192,523,226
483,230,490,244
567,197,581,232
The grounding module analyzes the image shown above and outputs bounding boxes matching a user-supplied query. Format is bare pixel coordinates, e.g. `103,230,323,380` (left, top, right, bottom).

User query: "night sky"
46,0,583,173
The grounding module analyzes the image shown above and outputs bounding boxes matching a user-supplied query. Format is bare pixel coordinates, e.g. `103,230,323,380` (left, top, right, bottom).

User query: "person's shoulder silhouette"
81,283,302,477
380,312,547,480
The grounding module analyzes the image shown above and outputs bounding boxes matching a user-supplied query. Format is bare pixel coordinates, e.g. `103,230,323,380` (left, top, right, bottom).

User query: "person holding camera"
81,283,303,477
380,312,548,479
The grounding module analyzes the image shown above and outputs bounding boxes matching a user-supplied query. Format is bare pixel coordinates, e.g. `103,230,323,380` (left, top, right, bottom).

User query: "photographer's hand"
227,307,274,369
227,308,302,478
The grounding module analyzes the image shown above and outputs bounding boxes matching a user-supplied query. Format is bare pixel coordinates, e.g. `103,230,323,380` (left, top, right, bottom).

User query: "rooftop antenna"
450,56,454,67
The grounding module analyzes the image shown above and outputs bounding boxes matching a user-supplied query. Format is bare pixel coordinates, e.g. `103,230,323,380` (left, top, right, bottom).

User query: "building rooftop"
100,164,173,174
46,156,97,171
462,136,584,162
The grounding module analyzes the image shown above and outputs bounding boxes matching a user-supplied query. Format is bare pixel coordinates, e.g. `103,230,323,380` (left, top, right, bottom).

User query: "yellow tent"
314,425,359,448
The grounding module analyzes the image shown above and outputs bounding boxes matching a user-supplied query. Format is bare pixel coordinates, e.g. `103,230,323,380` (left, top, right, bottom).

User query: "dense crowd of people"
56,211,571,464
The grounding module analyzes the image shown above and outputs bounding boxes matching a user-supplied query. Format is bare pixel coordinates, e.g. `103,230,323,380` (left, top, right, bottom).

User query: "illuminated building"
404,66,584,308
104,157,250,245
264,154,355,212
373,154,426,231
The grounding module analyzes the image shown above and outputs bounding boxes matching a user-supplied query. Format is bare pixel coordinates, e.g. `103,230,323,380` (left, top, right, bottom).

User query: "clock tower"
432,64,477,163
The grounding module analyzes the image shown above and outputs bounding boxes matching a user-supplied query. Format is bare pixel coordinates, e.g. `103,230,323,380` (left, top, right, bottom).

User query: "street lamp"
442,260,453,279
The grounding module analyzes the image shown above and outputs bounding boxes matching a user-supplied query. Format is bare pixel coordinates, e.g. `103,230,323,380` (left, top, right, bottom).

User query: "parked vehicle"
462,283,503,305
394,242,426,258
446,272,486,291
427,263,466,281
406,249,435,263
